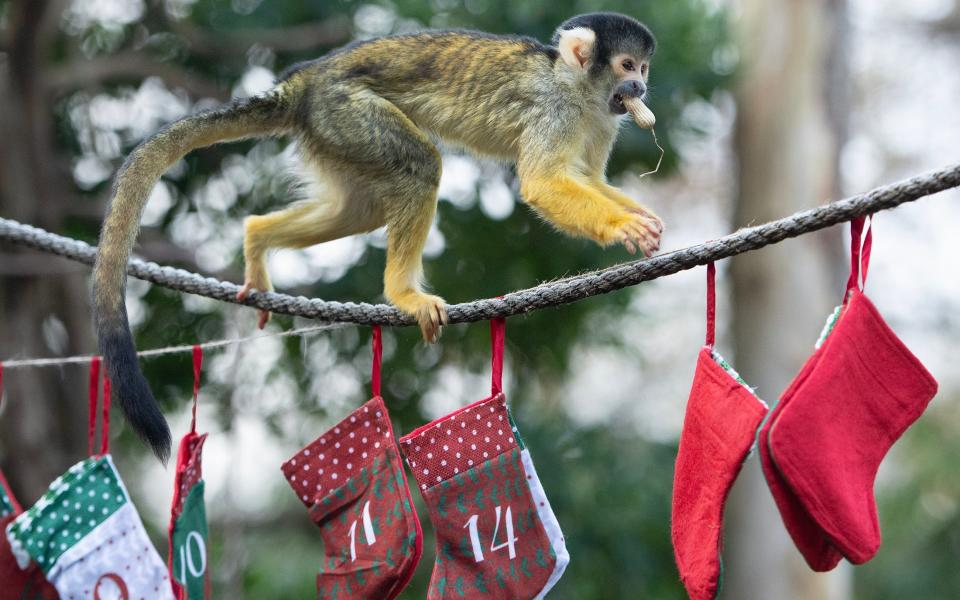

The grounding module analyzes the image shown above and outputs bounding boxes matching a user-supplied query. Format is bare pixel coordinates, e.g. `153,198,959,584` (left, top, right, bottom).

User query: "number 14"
463,505,519,562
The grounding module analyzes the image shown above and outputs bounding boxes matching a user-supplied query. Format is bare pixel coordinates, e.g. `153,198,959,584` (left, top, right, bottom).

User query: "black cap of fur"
553,12,656,76
99,320,171,462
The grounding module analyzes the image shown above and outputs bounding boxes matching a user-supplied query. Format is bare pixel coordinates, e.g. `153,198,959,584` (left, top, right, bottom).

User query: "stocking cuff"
400,393,518,492
282,396,396,507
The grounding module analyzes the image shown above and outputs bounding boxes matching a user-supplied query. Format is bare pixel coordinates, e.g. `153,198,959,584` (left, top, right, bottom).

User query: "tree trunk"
0,0,92,502
723,0,851,598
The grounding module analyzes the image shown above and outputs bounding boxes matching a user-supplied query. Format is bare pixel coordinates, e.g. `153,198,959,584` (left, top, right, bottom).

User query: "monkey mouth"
609,93,629,115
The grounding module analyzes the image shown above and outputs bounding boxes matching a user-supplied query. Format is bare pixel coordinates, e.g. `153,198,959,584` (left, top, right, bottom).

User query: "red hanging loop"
706,262,717,348
88,357,101,457
490,318,505,395
371,325,382,398
860,217,873,288
100,365,111,456
845,216,874,296
191,345,203,433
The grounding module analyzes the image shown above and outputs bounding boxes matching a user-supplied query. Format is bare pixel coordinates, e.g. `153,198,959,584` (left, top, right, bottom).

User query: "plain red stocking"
768,218,939,563
758,339,843,571
671,263,768,600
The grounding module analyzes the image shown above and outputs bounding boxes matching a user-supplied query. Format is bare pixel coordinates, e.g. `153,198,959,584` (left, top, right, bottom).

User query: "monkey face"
608,52,650,115
553,13,656,115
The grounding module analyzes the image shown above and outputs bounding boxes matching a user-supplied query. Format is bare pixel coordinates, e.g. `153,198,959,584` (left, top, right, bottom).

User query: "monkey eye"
641,63,649,76
622,59,636,72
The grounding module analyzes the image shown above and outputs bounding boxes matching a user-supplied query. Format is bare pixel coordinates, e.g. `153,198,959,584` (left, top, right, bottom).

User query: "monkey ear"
557,26,595,71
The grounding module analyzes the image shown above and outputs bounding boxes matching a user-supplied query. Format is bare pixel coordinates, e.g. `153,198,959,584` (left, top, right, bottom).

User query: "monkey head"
552,12,656,116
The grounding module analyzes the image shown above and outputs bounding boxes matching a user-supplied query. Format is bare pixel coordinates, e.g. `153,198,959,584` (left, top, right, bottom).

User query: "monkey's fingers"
236,282,254,301
623,221,660,254
257,309,271,330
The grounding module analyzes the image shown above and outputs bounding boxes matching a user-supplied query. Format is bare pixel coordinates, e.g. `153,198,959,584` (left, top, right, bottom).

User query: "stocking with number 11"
282,326,423,600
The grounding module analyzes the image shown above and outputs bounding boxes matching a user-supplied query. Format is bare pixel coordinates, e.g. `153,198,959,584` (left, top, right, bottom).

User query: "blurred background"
1,0,958,598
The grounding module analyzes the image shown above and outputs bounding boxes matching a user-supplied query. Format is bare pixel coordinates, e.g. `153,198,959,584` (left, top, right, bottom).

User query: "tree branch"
165,13,352,59
46,51,229,100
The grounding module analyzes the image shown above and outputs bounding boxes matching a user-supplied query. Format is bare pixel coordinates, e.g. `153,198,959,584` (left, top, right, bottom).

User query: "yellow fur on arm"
520,171,632,245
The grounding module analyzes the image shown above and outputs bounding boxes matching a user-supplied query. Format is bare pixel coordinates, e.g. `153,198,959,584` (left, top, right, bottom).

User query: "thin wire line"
1,323,346,369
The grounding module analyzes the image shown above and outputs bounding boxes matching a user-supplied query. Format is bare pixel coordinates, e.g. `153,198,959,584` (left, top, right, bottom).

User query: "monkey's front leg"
592,179,664,235
521,172,661,256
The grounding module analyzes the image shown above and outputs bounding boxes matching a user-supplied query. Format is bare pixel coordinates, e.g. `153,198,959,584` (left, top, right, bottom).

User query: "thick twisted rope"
2,163,958,327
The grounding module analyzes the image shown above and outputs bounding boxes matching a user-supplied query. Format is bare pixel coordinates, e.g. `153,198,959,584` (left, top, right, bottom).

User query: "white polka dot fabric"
5,455,174,599
400,393,516,491
282,396,396,507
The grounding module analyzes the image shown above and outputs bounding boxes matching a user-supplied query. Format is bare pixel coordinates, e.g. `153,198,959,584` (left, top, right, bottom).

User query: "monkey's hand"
595,181,665,235
609,210,662,257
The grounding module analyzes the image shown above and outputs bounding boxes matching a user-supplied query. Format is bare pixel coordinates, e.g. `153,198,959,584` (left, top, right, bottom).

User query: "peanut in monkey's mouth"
610,93,629,115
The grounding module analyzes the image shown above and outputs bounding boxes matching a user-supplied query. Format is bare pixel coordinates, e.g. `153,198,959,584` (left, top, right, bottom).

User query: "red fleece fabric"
282,396,423,600
0,471,60,600
769,290,938,563
672,348,767,600
758,344,843,572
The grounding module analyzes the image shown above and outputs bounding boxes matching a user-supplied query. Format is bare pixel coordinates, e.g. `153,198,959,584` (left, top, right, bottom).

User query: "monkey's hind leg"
382,185,447,342
238,186,383,328
307,88,448,341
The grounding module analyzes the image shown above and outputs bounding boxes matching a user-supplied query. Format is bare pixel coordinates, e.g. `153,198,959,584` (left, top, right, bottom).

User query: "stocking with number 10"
168,346,211,599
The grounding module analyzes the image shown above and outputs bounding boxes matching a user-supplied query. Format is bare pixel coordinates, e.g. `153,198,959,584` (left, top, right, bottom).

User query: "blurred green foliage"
45,0,960,598
99,1,729,597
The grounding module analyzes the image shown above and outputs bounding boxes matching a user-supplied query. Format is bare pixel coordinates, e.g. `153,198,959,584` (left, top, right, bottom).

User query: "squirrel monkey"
93,12,660,459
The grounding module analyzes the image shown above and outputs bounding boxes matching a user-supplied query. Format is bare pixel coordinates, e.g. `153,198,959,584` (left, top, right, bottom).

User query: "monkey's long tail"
93,90,291,462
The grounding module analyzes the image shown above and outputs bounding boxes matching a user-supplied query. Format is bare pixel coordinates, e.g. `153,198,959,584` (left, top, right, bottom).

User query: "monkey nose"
616,80,646,100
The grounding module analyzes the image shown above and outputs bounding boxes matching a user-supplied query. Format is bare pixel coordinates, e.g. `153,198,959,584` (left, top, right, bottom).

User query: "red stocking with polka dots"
281,326,422,600
0,365,59,600
168,346,211,599
401,319,565,600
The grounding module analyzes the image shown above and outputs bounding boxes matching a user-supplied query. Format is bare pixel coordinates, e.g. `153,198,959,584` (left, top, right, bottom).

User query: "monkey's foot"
612,211,662,257
236,282,272,330
391,292,449,343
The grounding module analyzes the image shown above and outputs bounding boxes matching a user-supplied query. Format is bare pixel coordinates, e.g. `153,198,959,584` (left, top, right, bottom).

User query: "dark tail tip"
100,327,171,463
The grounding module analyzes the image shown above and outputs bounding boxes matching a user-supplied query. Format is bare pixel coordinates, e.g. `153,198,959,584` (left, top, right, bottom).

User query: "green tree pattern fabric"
0,469,59,599
168,431,210,599
283,396,422,600
401,394,560,599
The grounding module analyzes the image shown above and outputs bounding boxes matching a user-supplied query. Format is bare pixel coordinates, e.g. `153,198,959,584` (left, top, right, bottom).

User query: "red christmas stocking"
768,218,939,563
757,313,843,572
671,263,768,600
756,219,879,571
1,363,59,599
168,346,211,599
6,359,173,599
282,326,422,600
401,319,566,600
1,470,60,600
